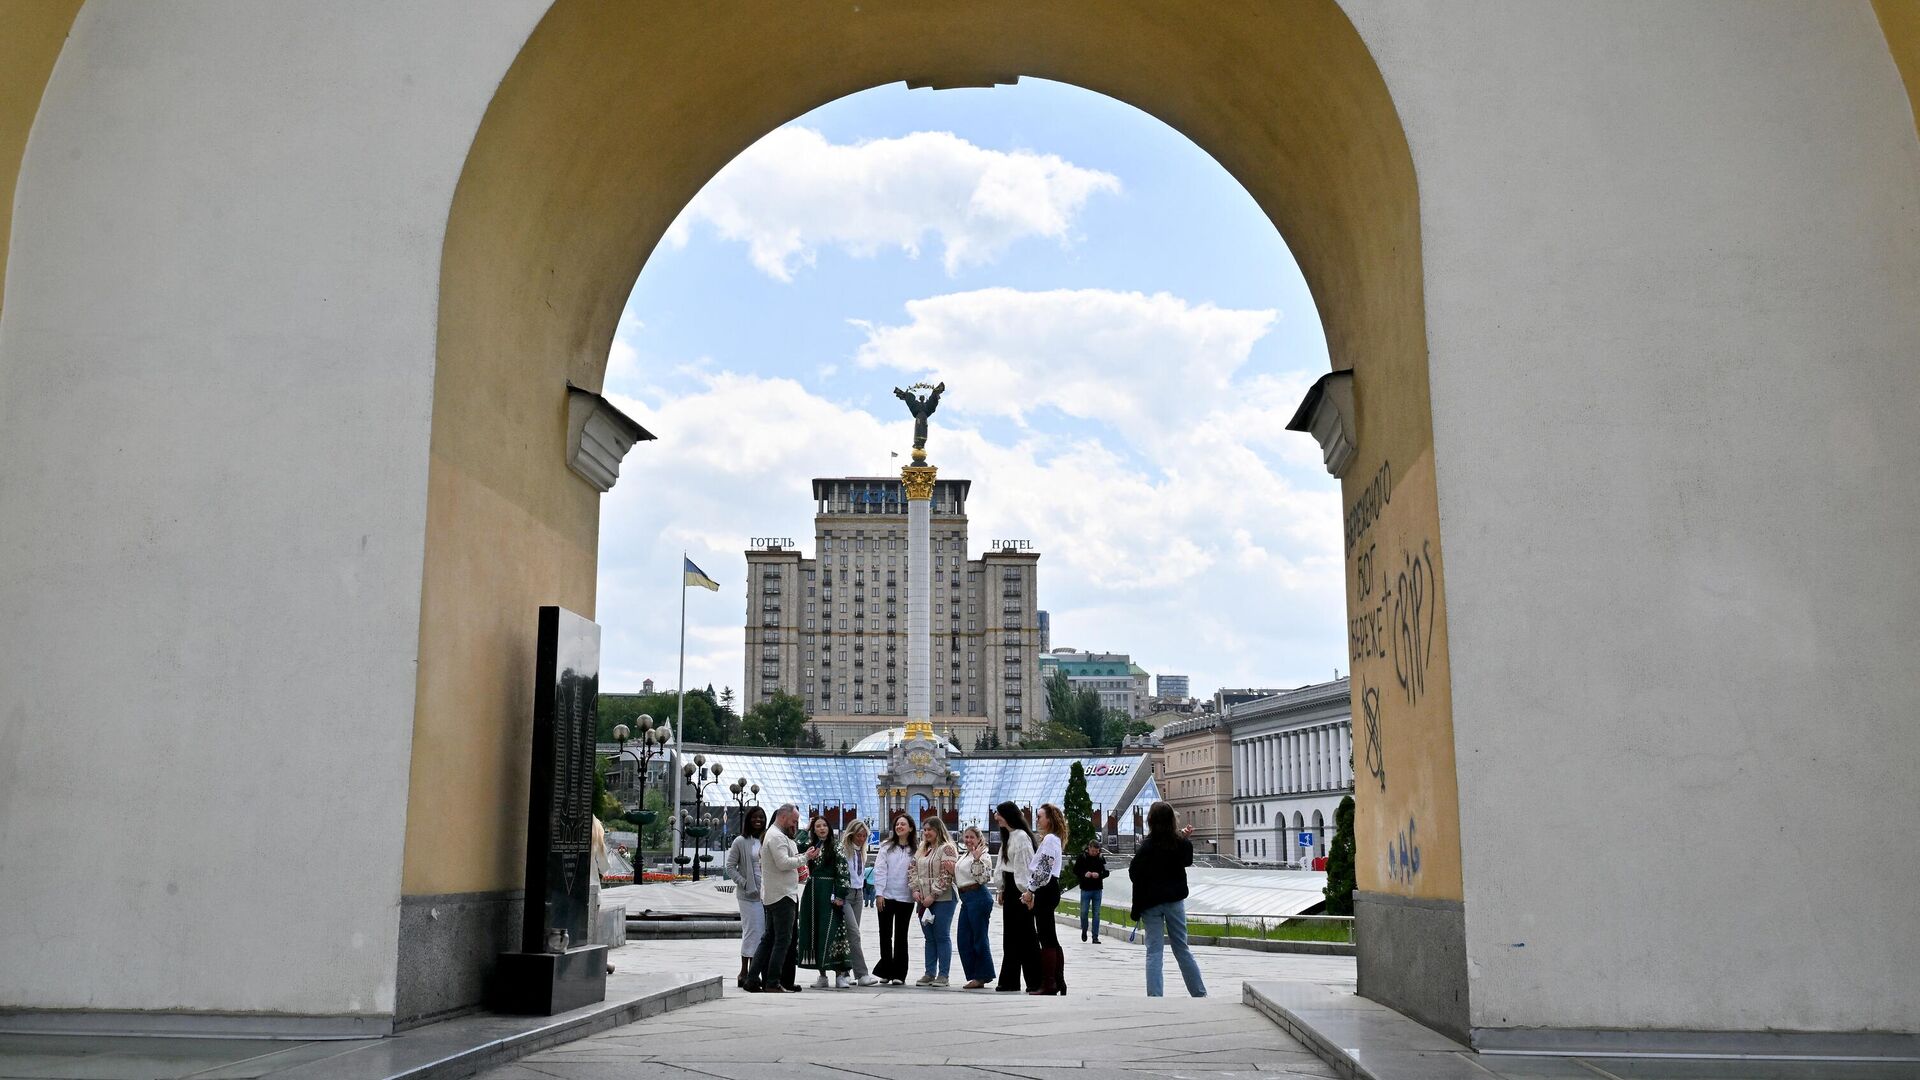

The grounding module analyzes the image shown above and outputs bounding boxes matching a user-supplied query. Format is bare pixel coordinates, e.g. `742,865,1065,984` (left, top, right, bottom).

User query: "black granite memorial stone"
493,605,608,1014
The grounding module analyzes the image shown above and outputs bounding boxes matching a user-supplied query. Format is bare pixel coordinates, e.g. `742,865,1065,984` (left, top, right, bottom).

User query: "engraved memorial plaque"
521,606,600,955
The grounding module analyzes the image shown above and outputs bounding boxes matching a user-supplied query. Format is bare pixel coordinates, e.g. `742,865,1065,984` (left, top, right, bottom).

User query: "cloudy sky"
596,78,1345,701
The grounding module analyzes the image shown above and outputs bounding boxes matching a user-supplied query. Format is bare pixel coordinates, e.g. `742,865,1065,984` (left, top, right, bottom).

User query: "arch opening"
411,0,1465,1038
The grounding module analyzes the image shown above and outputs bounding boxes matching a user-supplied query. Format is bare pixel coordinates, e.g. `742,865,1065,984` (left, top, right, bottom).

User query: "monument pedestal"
493,945,609,1015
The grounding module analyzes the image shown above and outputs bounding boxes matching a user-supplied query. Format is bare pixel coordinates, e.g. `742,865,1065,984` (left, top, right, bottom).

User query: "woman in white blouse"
871,813,917,986
1020,802,1070,995
992,801,1040,992
953,825,998,989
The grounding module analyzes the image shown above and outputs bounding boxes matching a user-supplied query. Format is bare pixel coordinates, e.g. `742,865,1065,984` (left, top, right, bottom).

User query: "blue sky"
596,78,1345,702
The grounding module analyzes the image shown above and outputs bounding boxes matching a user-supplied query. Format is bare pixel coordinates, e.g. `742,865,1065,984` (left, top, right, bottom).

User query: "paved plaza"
478,922,1353,1080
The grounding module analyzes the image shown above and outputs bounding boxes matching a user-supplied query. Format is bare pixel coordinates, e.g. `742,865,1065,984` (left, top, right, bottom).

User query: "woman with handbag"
912,817,960,986
1020,803,1069,995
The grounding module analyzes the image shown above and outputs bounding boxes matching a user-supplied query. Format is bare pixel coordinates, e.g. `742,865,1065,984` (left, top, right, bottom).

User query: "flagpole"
672,553,687,874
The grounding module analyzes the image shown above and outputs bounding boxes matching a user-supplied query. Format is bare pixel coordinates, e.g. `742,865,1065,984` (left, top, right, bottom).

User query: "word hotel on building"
744,475,1043,749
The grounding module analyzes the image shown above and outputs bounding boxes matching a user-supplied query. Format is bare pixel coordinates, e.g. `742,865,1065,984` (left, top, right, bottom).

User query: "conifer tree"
1061,761,1095,890
1325,795,1357,915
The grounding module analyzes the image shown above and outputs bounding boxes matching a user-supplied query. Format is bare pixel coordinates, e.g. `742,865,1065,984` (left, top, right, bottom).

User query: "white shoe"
889,978,905,986
835,974,850,989
931,976,949,987
856,975,882,986
812,974,828,988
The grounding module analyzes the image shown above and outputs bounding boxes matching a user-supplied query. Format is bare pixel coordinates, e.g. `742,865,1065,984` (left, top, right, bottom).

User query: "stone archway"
407,0,1461,1034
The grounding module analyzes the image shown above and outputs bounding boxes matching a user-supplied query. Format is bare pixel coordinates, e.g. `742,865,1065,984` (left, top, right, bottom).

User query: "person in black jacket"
1127,801,1207,997
1072,841,1108,943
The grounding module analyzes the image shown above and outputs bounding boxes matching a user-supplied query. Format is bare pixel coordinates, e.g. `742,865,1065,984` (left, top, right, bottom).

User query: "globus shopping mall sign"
1082,762,1130,777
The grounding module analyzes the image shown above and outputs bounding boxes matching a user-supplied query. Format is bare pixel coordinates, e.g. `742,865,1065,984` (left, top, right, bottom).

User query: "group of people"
723,798,1208,998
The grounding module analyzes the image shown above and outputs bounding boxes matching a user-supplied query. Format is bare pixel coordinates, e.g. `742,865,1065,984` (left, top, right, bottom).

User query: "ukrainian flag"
683,557,720,592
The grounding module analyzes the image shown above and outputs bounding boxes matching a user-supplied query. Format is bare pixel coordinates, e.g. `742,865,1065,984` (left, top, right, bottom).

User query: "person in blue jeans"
1127,801,1207,997
1073,839,1108,943
911,816,960,986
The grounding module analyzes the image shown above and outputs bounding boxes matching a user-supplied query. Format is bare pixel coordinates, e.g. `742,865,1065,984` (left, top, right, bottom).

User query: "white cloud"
852,287,1277,436
663,128,1120,281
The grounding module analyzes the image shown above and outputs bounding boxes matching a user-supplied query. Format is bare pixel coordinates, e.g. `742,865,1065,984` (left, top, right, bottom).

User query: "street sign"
1297,831,1315,847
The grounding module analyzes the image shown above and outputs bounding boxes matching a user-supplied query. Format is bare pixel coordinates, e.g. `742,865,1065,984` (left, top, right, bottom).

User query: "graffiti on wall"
1391,541,1436,707
1385,815,1422,884
1359,679,1386,792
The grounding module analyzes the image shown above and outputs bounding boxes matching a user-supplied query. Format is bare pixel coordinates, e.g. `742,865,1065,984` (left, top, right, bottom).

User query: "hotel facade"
743,476,1043,747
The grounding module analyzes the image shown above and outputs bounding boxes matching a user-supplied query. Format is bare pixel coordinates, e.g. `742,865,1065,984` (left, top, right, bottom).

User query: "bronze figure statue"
893,381,946,455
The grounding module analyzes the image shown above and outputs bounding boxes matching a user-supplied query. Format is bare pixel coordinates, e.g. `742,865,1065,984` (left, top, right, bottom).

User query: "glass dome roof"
849,727,961,753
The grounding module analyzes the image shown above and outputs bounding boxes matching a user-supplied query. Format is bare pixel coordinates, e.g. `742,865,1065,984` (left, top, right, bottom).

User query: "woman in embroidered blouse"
872,813,917,986
796,816,853,988
1020,802,1070,995
912,816,960,987
953,825,998,989
992,801,1040,992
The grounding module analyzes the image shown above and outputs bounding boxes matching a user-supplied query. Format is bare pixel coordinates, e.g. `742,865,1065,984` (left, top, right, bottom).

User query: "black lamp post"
680,754,723,881
611,714,670,877
727,778,758,847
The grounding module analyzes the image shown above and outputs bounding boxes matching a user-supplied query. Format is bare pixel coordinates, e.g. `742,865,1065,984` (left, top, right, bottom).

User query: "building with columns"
743,475,1042,747
1229,678,1352,866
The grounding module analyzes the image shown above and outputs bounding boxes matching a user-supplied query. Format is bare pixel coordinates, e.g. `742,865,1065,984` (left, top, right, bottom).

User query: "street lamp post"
726,778,758,848
611,714,670,878
680,754,723,881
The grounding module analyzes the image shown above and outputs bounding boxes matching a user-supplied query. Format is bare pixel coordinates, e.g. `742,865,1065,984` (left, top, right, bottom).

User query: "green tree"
1324,795,1357,915
599,688,742,746
743,691,809,747
1060,761,1095,890
594,755,623,821
1020,718,1090,750
1072,687,1107,746
1044,669,1075,728
798,722,826,749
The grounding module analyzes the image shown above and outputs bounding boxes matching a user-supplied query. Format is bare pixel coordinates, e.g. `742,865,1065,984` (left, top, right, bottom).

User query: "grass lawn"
1091,912,1352,943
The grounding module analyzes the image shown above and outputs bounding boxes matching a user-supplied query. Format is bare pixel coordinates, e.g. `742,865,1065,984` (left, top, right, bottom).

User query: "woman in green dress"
796,815,853,988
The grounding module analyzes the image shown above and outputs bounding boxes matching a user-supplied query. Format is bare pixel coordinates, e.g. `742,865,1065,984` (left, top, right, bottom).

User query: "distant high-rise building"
743,476,1042,747
1037,610,1051,653
1156,674,1189,700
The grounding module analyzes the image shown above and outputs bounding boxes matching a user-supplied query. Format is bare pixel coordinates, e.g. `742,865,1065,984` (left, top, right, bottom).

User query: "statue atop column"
893,381,945,462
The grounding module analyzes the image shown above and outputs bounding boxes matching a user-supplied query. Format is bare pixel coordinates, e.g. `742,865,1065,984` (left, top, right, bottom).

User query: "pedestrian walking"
954,825,998,988
1129,801,1207,998
745,803,818,993
1022,803,1068,995
839,820,882,986
797,816,853,988
872,813,916,986
913,817,959,986
724,806,767,989
1074,839,1108,944
992,801,1040,992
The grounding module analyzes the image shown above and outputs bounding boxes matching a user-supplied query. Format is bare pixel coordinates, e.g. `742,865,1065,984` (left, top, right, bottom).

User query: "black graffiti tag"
1391,540,1436,707
1360,680,1386,792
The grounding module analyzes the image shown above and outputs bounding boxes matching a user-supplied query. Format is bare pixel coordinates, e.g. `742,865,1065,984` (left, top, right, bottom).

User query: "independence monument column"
893,381,946,729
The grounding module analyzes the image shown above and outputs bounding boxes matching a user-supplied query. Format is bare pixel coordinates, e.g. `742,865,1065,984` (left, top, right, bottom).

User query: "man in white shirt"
746,803,817,993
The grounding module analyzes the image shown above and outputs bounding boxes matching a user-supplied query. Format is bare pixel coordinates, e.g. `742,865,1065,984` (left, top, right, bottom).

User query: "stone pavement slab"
474,916,1350,1080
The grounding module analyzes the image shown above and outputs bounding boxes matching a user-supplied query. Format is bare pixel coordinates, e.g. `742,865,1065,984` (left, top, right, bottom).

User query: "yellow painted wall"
406,0,1461,906
0,0,83,320
1876,0,1920,143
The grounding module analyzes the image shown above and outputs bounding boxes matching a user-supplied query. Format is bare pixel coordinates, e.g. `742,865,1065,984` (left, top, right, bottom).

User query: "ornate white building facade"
1229,678,1353,865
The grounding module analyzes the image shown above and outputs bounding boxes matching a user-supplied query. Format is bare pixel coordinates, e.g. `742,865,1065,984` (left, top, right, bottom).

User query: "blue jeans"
956,887,996,983
1079,889,1103,938
921,897,956,977
1141,901,1207,997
